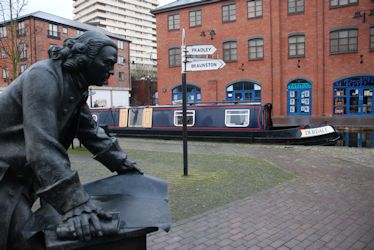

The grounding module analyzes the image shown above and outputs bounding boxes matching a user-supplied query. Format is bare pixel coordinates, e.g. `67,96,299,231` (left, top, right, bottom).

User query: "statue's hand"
57,201,114,241
116,158,144,175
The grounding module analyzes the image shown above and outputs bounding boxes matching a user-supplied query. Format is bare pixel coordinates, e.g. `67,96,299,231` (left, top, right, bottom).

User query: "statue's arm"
22,68,89,214
77,105,142,174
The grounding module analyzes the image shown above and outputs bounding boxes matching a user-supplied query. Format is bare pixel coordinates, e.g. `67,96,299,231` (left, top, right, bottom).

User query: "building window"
189,10,201,27
226,81,261,102
19,43,27,60
174,110,195,126
248,38,264,60
330,29,358,54
1,48,7,59
330,0,357,8
168,14,180,31
288,0,304,14
62,27,68,34
169,47,181,67
48,24,59,39
287,79,312,116
288,35,305,58
76,30,84,36
0,26,6,38
20,64,27,74
370,27,374,51
119,72,125,81
172,84,201,104
17,21,26,36
118,56,126,64
222,3,236,23
225,109,250,127
223,41,237,62
333,76,374,116
2,68,9,79
118,40,124,49
247,0,262,19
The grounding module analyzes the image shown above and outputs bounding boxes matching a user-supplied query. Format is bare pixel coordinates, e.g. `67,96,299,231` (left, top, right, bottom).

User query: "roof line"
1,10,131,42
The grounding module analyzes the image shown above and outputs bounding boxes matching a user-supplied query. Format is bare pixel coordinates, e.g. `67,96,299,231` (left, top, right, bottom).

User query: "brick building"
152,0,374,118
0,11,132,107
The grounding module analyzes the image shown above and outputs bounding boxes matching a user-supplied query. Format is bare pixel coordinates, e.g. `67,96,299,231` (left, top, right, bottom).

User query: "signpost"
180,29,225,176
186,45,216,55
186,59,225,72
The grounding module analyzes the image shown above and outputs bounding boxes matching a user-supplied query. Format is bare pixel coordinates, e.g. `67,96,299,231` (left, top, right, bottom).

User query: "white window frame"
1,47,7,58
0,26,6,37
48,23,58,37
2,68,9,79
118,40,124,49
118,56,125,64
225,109,250,127
20,64,27,73
174,110,195,127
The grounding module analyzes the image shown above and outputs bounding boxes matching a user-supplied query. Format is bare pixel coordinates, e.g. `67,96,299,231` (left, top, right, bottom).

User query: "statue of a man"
0,31,141,249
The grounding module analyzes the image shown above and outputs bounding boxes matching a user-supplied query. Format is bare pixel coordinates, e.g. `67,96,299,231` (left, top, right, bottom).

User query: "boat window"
225,109,250,127
174,110,195,126
128,108,143,127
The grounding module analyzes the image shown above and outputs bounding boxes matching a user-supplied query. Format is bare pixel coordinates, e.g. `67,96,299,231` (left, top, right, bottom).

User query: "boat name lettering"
300,126,335,138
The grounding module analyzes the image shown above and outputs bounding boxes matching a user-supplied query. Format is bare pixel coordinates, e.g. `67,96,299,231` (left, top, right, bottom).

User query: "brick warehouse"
152,0,374,118
0,11,132,107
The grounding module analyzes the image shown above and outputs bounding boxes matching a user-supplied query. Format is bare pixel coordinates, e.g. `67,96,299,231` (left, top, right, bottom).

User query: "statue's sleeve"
22,67,89,214
77,104,127,172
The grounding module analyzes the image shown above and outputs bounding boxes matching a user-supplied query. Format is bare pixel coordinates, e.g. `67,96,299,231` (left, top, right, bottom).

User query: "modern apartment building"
73,0,158,74
152,0,374,118
0,11,132,108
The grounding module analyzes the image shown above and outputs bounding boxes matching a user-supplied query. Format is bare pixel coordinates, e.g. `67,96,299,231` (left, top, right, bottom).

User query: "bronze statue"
0,31,143,249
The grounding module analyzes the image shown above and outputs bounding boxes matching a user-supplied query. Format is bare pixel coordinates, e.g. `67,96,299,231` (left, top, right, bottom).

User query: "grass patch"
69,147,295,221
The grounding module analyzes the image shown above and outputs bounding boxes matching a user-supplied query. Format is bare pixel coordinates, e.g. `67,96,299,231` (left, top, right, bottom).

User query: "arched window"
330,29,358,54
172,84,201,104
223,41,237,62
226,81,261,102
287,79,312,116
248,38,264,60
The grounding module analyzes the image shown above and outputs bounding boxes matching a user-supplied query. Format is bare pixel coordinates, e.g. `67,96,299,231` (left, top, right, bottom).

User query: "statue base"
45,227,157,250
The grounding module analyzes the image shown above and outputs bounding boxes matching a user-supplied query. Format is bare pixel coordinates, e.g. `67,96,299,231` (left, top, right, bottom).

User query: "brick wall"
155,0,374,117
0,16,131,89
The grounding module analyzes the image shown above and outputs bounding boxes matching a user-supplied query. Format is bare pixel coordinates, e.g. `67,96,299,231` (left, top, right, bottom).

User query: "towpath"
117,138,374,250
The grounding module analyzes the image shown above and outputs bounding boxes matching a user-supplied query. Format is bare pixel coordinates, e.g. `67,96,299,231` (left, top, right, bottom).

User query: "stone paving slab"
116,138,374,250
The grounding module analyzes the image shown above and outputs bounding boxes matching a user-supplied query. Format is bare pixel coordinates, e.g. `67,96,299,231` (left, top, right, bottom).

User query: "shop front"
333,76,374,116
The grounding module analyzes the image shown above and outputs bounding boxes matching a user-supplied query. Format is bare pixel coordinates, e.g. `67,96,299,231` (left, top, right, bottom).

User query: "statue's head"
49,30,118,86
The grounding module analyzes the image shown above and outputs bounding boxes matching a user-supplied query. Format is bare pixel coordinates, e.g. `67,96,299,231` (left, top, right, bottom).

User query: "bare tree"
0,0,28,82
131,63,157,81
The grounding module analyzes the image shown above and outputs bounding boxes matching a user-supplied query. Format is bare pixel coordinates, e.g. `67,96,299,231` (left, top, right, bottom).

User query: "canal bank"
273,116,374,130
112,138,374,249
274,116,374,147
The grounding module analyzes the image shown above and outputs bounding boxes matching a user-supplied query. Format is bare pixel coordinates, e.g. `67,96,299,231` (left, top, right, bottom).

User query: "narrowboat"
90,103,341,146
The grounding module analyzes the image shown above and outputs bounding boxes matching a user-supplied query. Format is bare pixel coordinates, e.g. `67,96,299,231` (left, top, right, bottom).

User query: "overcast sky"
24,0,175,19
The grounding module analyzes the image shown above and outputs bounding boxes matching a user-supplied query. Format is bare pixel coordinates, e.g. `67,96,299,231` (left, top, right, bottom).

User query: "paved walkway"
118,139,374,250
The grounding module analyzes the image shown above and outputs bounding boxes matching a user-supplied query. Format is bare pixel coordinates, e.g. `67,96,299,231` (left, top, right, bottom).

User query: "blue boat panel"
91,109,119,126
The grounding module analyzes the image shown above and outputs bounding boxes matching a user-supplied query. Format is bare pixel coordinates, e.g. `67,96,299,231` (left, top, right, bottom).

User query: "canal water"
336,129,374,148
